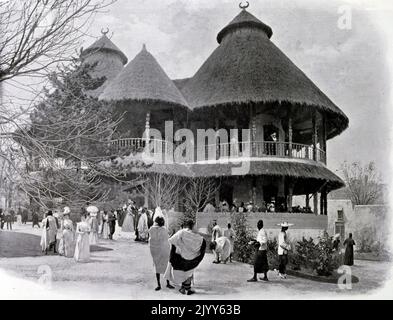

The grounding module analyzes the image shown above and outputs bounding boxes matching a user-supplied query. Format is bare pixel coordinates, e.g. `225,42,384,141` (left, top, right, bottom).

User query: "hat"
277,222,294,227
63,207,71,215
86,205,99,214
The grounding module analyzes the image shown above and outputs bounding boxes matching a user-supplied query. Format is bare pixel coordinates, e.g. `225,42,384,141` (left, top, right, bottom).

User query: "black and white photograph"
0,0,392,303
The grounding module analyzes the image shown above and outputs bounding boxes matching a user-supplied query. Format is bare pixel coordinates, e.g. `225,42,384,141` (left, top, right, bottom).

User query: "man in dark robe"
22,209,29,224
343,233,356,266
0,208,4,229
108,210,117,240
134,207,141,241
117,207,125,227
32,211,40,228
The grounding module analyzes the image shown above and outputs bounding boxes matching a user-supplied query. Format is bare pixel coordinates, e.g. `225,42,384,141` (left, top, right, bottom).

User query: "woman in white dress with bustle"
102,211,110,239
74,216,91,262
121,201,135,239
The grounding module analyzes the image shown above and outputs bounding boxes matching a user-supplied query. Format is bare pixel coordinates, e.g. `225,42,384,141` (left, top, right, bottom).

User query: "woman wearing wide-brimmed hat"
60,207,75,258
276,222,293,279
86,205,99,245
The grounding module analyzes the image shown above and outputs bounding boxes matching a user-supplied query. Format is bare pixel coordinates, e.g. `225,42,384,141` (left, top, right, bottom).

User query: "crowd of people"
0,207,44,230
34,200,207,295
203,199,313,214
1,199,356,295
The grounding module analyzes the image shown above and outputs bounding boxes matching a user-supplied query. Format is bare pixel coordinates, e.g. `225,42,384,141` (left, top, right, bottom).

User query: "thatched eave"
126,159,345,192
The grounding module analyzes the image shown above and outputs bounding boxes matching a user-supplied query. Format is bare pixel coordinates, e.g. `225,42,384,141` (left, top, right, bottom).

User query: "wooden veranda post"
288,107,293,157
312,111,318,161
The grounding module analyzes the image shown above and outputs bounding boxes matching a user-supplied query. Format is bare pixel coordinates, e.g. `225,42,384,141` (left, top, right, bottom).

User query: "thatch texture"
173,78,191,91
217,9,273,43
180,9,349,137
128,159,344,192
99,45,189,108
82,34,128,65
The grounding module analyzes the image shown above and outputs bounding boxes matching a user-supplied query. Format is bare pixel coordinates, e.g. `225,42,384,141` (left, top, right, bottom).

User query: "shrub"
267,238,279,270
231,212,255,263
207,220,215,236
289,234,341,276
291,237,319,270
178,210,196,229
314,234,340,276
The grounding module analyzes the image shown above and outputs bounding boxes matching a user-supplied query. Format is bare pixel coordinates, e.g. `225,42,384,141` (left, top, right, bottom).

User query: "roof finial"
239,1,249,10
142,43,147,51
101,27,109,36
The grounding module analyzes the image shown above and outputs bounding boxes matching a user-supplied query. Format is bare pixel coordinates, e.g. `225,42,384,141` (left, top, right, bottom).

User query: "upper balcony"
111,138,326,165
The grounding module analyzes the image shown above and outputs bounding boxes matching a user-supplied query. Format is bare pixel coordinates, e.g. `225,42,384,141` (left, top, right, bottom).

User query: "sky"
83,0,393,181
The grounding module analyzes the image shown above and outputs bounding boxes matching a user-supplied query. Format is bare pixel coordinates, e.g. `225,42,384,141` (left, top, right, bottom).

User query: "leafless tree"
0,58,145,209
183,177,220,213
341,161,383,205
0,0,126,209
140,173,183,210
0,0,115,83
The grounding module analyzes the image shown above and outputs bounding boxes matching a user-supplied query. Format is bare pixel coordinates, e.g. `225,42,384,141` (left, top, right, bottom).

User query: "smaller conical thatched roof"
82,34,128,65
99,45,189,108
217,9,273,43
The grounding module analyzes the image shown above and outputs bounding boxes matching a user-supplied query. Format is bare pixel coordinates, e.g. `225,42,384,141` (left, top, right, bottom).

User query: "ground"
0,223,392,300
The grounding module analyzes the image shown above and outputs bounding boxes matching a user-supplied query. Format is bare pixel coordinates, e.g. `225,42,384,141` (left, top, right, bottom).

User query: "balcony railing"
111,138,326,164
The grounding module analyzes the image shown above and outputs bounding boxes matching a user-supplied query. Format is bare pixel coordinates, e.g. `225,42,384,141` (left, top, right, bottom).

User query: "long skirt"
344,246,354,266
63,230,75,258
164,263,194,286
40,228,48,252
102,222,109,239
89,231,98,245
122,214,134,232
58,238,64,255
254,250,269,273
74,233,90,262
150,246,170,274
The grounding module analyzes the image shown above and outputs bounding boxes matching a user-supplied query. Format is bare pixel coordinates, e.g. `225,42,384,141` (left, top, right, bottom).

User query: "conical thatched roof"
99,45,189,108
181,9,348,136
82,34,128,65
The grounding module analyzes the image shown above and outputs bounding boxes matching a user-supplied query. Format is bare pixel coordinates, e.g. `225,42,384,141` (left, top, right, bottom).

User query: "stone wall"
194,212,327,241
327,200,391,253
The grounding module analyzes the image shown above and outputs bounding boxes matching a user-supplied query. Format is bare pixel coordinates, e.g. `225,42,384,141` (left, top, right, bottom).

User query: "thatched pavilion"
105,6,348,218
174,6,348,215
77,4,349,232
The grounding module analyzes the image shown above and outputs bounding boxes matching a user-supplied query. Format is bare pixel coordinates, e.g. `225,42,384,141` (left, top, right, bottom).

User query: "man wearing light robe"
164,219,206,295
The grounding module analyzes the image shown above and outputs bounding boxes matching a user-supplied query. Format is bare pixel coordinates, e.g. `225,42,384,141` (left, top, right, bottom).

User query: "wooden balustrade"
110,138,327,164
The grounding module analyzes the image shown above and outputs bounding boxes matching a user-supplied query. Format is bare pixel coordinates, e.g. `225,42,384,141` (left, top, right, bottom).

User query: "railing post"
312,111,318,161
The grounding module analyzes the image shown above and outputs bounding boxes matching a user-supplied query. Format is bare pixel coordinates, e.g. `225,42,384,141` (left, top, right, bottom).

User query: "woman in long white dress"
74,216,91,262
121,202,135,239
62,212,75,258
88,212,99,245
40,216,48,253
102,211,110,240
137,209,149,242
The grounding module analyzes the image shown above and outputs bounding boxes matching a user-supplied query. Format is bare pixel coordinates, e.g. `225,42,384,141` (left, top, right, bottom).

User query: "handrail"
111,138,327,164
